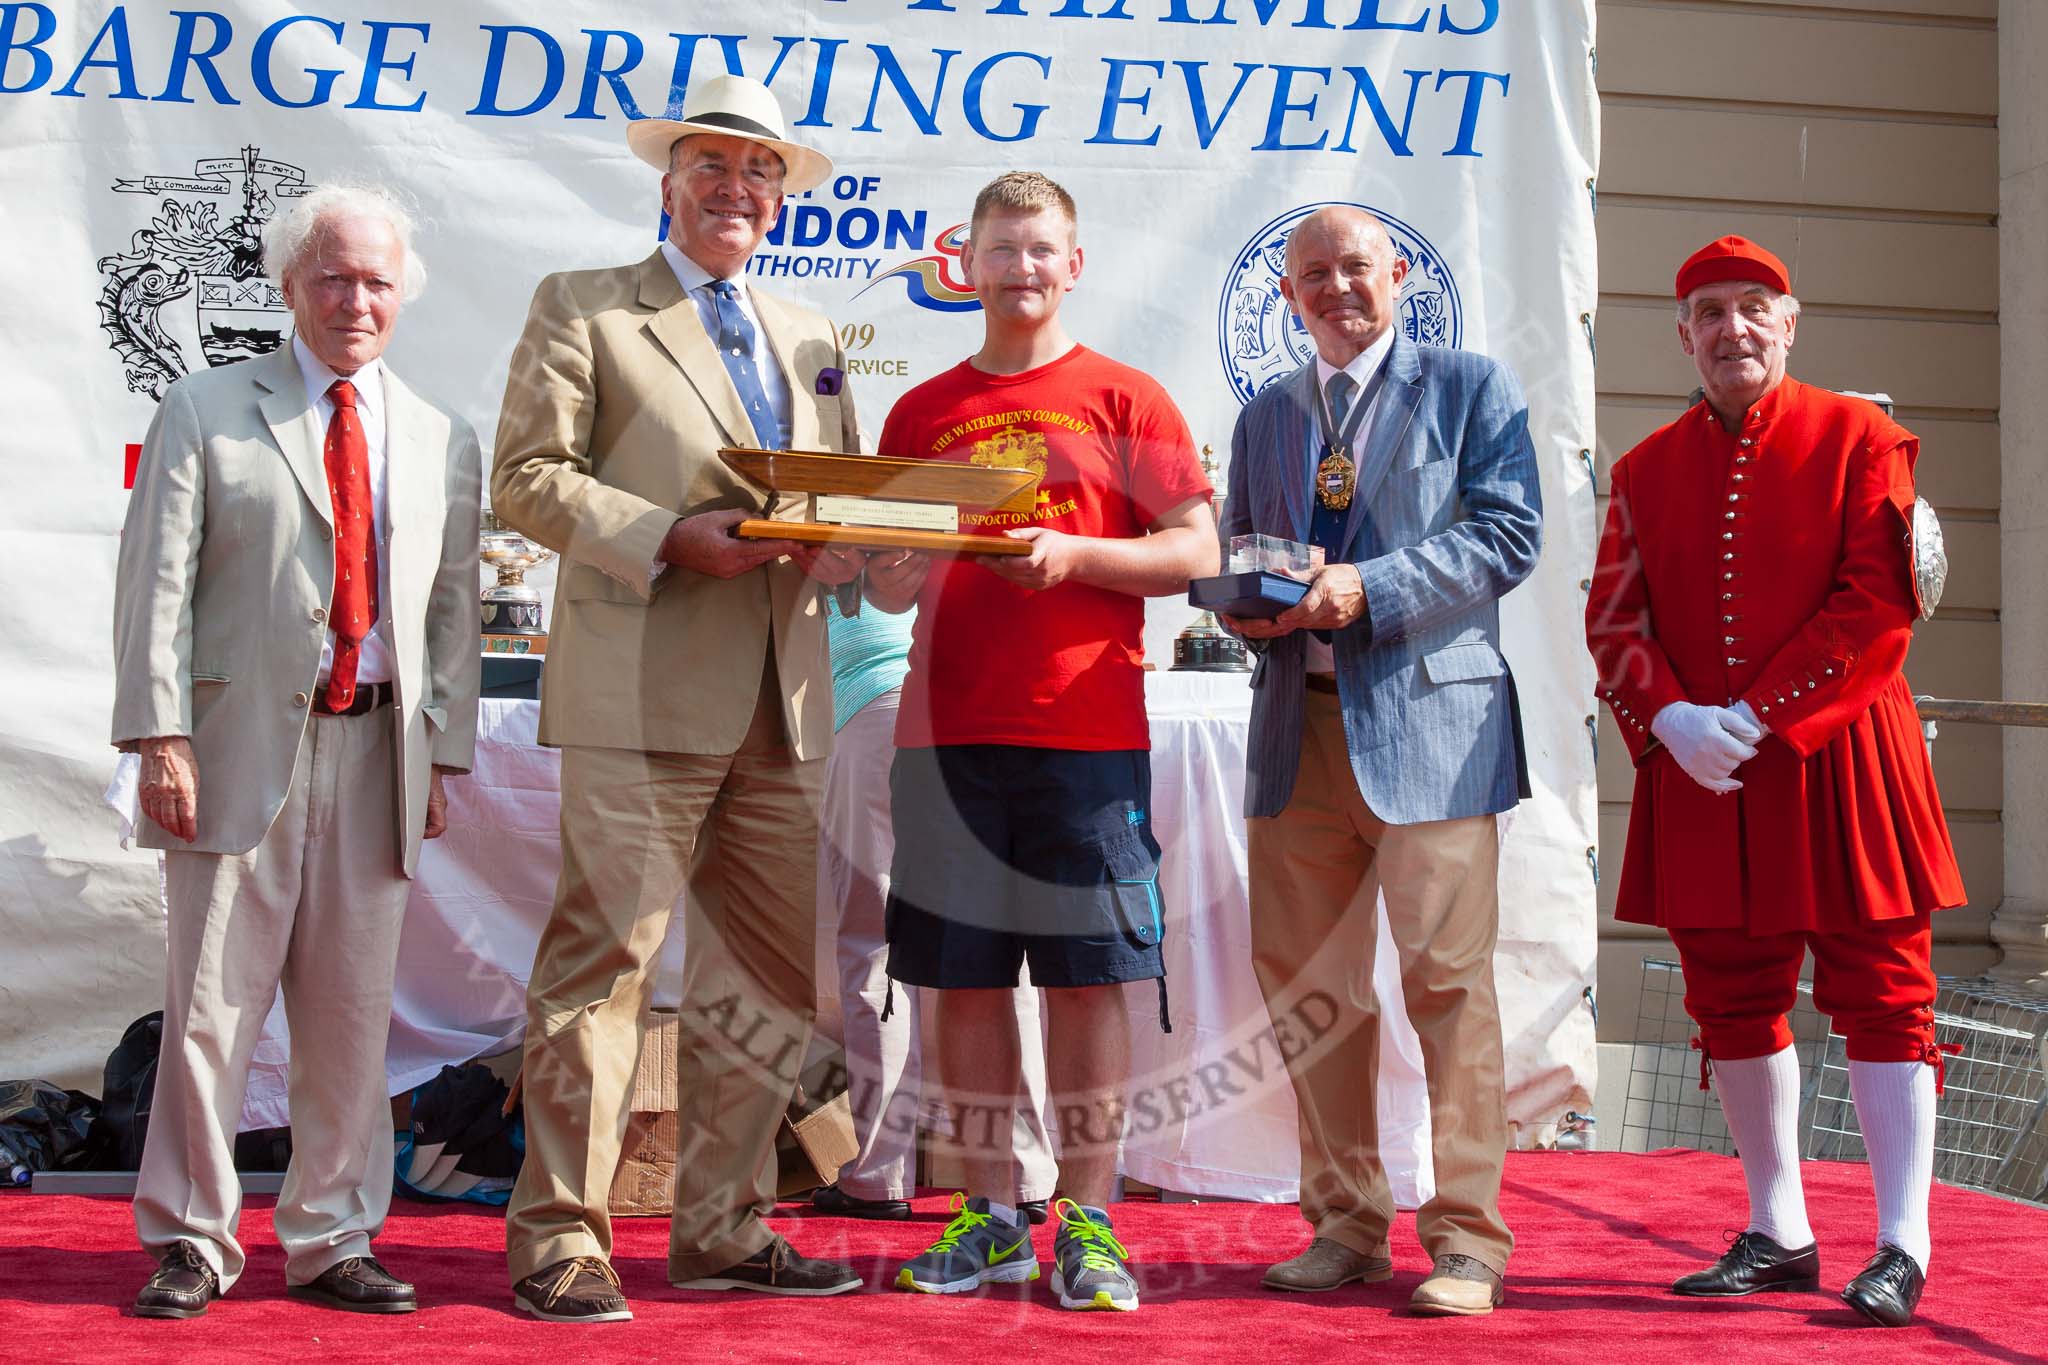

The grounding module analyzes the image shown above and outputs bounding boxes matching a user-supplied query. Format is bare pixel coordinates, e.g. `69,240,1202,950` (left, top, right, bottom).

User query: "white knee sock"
1849,1058,1936,1271
1711,1046,1814,1249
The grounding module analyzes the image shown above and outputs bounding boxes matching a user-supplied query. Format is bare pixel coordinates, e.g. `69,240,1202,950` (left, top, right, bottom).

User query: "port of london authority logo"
1218,202,1462,406
858,221,980,313
96,146,314,402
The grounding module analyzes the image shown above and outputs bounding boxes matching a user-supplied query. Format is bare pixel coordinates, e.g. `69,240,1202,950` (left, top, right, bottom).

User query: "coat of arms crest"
96,146,313,401
969,425,1049,483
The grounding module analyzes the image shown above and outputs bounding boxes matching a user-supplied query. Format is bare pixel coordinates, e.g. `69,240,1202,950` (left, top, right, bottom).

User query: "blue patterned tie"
1307,372,1356,644
708,280,779,449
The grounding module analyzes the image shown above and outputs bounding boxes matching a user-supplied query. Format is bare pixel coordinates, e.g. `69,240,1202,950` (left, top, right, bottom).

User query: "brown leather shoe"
1409,1253,1505,1316
287,1255,417,1313
514,1256,634,1323
671,1235,862,1296
1261,1237,1394,1292
133,1241,220,1319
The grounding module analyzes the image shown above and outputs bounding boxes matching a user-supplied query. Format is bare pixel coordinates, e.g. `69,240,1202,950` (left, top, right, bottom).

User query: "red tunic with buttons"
1586,378,1964,934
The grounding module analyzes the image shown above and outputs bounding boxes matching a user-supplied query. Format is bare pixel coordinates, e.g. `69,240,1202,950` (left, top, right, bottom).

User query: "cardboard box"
774,1088,859,1199
611,1110,678,1218
607,1007,858,1216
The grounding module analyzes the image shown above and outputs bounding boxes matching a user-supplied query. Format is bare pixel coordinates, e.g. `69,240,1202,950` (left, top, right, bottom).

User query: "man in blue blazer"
1219,206,1542,1316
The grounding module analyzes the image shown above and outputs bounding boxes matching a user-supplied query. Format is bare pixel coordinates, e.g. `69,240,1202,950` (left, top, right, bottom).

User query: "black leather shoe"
1842,1244,1924,1327
1671,1231,1820,1296
286,1255,418,1313
811,1182,911,1220
672,1236,862,1296
1019,1198,1049,1225
134,1241,220,1318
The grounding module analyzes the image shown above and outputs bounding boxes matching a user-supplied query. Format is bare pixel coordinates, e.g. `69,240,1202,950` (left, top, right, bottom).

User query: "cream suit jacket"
490,251,859,759
110,344,483,876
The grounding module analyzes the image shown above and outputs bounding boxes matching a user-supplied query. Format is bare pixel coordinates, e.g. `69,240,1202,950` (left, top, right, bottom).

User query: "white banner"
0,0,1598,1139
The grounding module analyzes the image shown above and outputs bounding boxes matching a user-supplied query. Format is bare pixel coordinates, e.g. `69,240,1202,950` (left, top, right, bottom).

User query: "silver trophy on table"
479,508,553,640
1173,445,1253,673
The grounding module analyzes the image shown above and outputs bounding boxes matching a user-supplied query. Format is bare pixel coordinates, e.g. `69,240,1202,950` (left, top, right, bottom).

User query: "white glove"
1650,701,1759,794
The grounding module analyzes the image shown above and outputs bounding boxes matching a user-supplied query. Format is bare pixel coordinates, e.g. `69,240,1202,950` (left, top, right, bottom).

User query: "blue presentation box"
1187,571,1310,619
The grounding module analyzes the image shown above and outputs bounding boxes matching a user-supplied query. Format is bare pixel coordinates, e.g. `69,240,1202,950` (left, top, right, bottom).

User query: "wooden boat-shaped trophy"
718,447,1038,557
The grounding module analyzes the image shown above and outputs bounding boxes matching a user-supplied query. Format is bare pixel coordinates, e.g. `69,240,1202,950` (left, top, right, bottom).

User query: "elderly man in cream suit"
111,184,481,1318
492,76,865,1321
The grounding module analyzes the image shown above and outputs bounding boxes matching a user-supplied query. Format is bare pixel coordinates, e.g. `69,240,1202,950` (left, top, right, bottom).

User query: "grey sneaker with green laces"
895,1193,1040,1293
1051,1198,1138,1311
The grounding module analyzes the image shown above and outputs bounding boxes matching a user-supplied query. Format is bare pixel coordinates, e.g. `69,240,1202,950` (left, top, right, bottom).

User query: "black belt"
314,680,393,716
1304,673,1340,694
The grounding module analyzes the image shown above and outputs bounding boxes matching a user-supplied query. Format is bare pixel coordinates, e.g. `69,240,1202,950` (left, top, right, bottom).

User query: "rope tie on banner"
1690,1036,1712,1092
1922,1040,1964,1096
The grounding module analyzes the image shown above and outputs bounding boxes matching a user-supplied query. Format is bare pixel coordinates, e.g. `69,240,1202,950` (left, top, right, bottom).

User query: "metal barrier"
1625,959,2048,1207
1615,696,2048,1201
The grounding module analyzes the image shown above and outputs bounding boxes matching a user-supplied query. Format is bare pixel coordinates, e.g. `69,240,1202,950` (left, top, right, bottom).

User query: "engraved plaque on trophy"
479,509,554,643
718,447,1038,557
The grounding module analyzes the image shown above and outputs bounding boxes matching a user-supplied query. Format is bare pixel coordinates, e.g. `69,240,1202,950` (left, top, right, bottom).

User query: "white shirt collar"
292,334,384,417
661,239,746,300
1314,325,1396,401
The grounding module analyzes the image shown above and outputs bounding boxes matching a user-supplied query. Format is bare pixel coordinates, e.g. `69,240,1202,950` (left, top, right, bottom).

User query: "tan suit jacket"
110,345,483,876
489,251,859,758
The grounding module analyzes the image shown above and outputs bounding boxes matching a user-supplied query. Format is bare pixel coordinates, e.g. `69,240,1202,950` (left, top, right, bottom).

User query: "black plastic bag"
79,1010,293,1172
84,1011,162,1170
0,1080,99,1182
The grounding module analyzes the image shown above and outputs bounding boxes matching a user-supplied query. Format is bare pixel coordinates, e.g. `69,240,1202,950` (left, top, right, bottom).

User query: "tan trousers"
507,660,821,1286
134,707,409,1290
1248,690,1514,1274
819,688,1056,1202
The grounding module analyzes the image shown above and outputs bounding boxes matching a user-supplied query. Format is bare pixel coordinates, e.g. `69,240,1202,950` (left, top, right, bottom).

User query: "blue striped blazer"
1220,334,1543,824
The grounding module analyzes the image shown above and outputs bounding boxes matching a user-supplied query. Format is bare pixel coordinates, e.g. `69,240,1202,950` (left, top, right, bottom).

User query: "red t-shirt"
879,345,1209,751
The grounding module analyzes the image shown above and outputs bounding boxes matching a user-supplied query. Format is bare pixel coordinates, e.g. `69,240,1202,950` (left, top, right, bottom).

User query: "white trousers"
818,689,1056,1201
133,707,410,1289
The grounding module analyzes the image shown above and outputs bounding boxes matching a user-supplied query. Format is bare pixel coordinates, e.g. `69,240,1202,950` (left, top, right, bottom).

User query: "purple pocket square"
815,367,845,396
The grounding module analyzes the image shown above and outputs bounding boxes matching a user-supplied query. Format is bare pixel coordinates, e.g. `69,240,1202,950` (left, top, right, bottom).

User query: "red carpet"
2,1151,2039,1362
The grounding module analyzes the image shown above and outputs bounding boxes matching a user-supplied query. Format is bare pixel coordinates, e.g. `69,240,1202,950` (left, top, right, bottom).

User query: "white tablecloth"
240,671,1433,1206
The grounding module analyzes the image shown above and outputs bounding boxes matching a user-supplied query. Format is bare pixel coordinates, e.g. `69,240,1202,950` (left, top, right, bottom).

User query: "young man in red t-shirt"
865,172,1217,1312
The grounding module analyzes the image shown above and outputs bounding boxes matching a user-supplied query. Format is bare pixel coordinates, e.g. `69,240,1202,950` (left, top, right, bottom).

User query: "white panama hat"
625,74,833,195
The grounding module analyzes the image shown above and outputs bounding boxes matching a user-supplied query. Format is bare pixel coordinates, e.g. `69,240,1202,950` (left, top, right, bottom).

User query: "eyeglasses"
682,159,783,191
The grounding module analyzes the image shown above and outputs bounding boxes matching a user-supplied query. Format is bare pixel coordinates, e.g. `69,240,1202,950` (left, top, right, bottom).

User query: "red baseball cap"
1675,235,1792,299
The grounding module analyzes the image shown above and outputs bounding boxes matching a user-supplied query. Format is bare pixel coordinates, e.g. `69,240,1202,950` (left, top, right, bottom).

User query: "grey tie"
1327,371,1356,429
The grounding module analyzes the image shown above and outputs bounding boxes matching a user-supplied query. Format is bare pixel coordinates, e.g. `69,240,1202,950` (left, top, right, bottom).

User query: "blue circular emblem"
1217,202,1462,406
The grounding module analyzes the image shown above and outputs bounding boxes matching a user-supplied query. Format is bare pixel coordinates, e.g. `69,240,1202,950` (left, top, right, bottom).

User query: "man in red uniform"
1587,236,1965,1328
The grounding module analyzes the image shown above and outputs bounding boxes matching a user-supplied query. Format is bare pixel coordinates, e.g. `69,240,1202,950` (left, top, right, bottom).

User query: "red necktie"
323,379,378,712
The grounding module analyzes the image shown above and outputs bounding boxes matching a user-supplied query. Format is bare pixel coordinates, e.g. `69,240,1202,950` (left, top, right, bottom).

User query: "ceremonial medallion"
1316,449,1356,510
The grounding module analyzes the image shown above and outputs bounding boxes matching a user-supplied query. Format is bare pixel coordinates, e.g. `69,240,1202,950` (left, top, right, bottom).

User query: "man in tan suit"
112,184,481,1318
493,76,865,1321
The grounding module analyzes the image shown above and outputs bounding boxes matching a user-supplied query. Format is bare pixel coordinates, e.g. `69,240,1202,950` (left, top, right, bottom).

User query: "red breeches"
1670,915,1937,1064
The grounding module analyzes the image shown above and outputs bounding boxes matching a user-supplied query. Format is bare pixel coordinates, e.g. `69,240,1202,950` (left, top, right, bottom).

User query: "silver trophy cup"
1174,444,1251,673
479,510,554,636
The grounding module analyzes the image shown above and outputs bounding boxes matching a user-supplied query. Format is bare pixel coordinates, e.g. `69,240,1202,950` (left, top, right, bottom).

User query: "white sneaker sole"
1052,1268,1138,1311
514,1295,633,1323
896,1258,1041,1293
